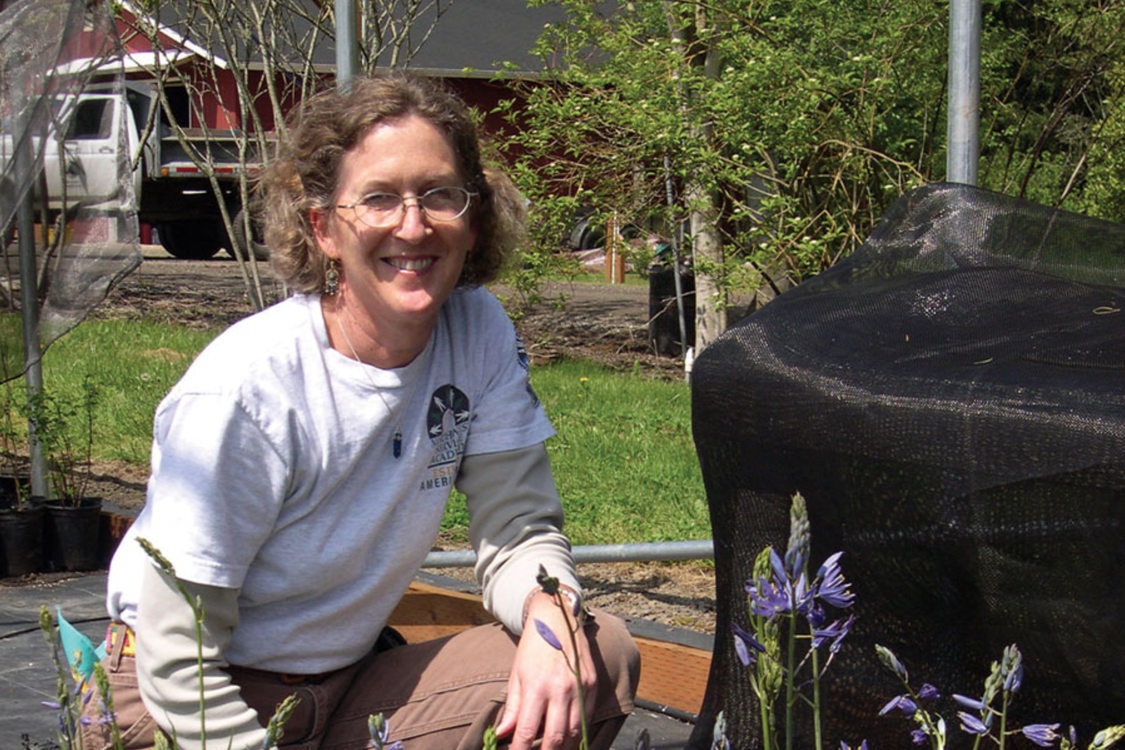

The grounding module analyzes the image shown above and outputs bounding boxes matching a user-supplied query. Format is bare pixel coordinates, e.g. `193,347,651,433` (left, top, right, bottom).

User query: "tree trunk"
688,185,727,352
663,1,727,354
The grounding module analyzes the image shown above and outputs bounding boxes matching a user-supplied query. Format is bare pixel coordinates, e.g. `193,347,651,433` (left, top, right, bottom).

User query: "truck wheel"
158,221,222,260
569,214,605,251
229,208,269,261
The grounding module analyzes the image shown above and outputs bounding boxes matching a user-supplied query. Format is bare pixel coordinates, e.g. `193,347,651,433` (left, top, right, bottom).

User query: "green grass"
4,319,708,546
537,359,707,544
47,319,218,464
3,317,216,466
440,359,708,546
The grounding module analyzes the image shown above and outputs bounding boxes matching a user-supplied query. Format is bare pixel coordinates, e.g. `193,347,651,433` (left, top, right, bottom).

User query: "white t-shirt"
107,288,554,672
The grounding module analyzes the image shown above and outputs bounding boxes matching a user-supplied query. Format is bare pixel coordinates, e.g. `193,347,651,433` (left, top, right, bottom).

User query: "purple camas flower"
1021,723,1061,747
814,551,855,609
806,602,827,629
952,693,987,711
812,614,854,653
879,695,919,718
731,622,766,667
917,683,940,701
770,549,788,582
746,575,792,617
784,545,807,581
875,645,908,680
1004,662,1024,693
1000,644,1023,693
733,636,752,667
534,618,563,651
793,572,812,615
958,711,991,735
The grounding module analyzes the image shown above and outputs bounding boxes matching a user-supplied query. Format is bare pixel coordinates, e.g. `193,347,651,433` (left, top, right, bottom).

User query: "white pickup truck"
2,82,264,260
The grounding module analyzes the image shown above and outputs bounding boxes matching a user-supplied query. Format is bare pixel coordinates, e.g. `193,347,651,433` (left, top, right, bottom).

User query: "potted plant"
27,375,103,572
0,373,44,577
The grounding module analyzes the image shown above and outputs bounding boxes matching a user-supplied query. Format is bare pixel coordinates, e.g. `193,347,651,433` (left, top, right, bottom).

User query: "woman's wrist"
521,582,585,627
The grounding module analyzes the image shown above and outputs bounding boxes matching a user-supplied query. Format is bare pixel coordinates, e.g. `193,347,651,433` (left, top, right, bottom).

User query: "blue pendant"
393,429,403,459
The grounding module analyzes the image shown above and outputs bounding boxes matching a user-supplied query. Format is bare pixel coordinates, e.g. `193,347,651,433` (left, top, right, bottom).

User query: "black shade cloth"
688,182,1125,749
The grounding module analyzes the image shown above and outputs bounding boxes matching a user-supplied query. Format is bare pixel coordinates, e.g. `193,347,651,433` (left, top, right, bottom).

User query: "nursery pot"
0,471,30,506
44,497,104,572
0,497,45,577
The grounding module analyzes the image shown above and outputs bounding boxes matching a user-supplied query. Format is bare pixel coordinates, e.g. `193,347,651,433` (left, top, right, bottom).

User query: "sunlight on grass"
440,358,708,546
536,359,707,545
19,319,216,466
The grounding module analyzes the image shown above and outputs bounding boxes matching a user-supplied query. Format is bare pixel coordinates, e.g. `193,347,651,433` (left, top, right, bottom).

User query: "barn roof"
122,0,569,78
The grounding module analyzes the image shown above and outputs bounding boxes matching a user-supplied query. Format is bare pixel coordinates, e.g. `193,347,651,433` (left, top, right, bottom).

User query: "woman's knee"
585,610,641,707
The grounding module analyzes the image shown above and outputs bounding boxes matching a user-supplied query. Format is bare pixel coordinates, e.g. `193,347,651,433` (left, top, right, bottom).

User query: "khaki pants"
81,611,639,750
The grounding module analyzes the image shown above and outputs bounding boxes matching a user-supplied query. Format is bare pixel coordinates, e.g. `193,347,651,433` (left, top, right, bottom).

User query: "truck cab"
38,85,149,212
4,81,260,260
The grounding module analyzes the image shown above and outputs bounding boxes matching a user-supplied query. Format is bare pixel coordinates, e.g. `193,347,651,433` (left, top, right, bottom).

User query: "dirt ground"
75,249,716,634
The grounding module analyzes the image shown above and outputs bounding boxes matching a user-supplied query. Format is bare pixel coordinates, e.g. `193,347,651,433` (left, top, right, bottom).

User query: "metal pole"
422,539,715,569
15,126,47,498
335,0,359,90
663,154,689,377
947,0,981,185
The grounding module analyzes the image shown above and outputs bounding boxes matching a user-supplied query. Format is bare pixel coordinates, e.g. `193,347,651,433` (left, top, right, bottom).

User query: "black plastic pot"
647,264,695,356
0,498,45,577
44,497,103,572
0,471,30,506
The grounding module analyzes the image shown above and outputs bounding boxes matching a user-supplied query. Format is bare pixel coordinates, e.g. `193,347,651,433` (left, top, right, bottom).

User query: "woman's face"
313,114,477,332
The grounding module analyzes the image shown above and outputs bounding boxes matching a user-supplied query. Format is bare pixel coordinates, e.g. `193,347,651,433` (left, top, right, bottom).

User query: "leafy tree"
505,0,1125,353
977,0,1125,213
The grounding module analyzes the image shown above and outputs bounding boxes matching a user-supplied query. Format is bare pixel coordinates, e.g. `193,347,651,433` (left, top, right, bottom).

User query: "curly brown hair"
259,73,525,293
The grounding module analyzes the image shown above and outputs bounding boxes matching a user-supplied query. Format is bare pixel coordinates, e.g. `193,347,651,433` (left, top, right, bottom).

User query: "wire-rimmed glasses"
332,186,477,228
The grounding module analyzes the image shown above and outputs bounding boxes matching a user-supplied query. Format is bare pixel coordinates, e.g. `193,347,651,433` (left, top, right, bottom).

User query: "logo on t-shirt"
420,384,471,492
516,335,531,371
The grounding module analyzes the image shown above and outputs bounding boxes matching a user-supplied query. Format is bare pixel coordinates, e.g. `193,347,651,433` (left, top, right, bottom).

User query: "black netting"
688,182,1125,749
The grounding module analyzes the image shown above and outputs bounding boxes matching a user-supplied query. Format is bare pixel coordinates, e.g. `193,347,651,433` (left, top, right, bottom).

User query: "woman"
82,74,639,750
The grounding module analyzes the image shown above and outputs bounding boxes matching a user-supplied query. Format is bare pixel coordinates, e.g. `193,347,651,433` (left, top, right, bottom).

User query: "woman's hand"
495,591,597,750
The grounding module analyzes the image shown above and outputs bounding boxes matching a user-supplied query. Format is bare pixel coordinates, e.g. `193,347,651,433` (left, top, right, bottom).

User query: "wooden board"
387,581,497,642
631,633,711,714
388,581,711,714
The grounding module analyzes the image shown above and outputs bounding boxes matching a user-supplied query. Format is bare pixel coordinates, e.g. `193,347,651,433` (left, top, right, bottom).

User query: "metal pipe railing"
422,539,714,569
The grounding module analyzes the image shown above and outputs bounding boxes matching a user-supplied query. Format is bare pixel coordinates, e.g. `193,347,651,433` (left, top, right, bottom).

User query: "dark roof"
370,0,568,76
146,0,568,77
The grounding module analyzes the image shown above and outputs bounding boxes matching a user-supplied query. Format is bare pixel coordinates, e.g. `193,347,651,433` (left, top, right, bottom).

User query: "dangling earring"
324,258,340,296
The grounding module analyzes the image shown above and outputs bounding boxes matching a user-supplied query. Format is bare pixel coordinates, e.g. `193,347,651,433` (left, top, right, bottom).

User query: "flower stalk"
735,492,855,750
874,642,1123,750
535,564,591,750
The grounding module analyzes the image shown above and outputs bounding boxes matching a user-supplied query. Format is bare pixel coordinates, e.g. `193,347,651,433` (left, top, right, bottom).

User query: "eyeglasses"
332,186,477,228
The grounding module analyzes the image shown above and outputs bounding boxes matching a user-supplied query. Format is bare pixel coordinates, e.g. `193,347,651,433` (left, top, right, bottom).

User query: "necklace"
334,309,424,459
